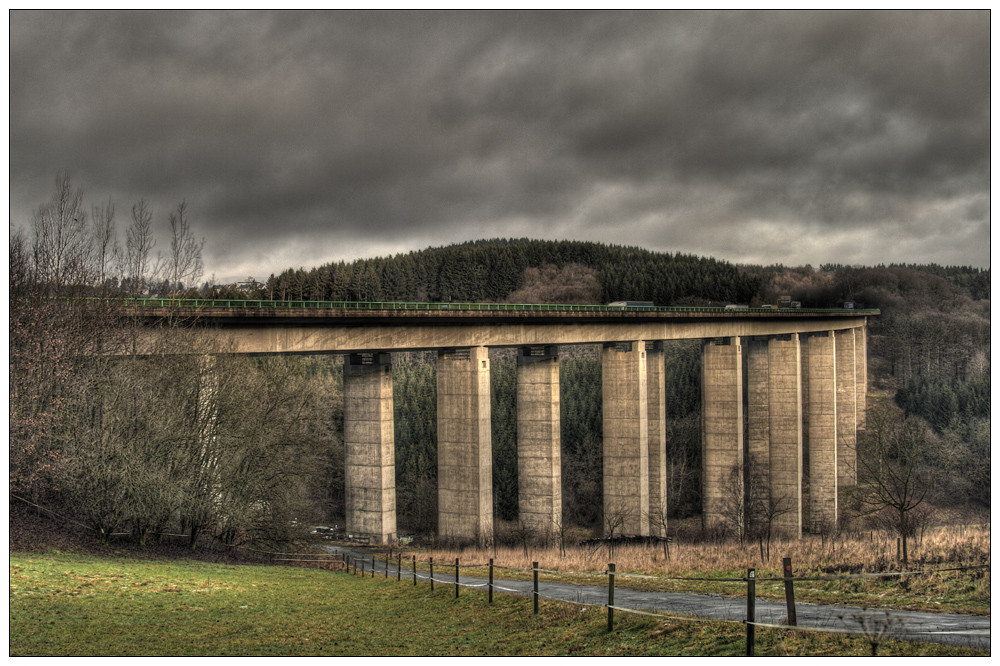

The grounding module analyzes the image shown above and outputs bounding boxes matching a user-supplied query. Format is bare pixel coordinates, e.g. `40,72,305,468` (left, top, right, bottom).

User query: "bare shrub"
506,263,602,304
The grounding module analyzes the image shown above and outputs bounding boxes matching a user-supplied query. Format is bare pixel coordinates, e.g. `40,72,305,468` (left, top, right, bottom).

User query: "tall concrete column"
855,325,868,430
516,346,561,540
437,346,493,544
701,337,742,532
602,341,649,536
746,338,770,470
646,342,668,536
344,352,396,544
835,329,858,488
196,355,219,447
806,332,838,532
768,335,802,537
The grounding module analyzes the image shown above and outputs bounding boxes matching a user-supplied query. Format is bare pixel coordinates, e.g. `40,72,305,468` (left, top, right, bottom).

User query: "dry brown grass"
395,519,990,615
415,521,990,579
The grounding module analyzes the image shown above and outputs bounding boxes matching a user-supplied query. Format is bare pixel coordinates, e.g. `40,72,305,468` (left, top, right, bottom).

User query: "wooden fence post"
746,568,756,657
397,552,402,582
782,557,797,626
412,555,417,586
489,558,494,603
533,561,539,614
371,556,375,578
607,563,616,632
430,557,434,591
455,558,460,598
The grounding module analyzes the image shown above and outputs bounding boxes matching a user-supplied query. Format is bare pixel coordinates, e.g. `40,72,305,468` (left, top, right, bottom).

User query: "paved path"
327,546,989,651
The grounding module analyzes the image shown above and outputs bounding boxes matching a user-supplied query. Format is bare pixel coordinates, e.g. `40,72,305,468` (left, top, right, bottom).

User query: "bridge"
128,298,877,545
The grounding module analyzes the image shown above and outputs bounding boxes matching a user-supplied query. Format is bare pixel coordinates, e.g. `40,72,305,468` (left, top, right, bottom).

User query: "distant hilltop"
203,238,987,311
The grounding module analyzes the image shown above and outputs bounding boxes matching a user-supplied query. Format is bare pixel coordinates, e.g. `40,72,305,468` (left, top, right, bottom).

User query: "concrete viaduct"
133,300,876,545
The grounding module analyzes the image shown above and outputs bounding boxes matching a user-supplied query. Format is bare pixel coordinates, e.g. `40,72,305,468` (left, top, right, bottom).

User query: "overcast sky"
9,10,991,284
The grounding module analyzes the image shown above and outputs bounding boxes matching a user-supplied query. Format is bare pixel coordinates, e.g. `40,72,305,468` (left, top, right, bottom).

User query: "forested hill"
258,239,761,305
248,238,987,313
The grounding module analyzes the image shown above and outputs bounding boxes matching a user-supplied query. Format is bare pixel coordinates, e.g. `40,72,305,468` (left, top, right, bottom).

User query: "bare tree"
851,399,938,566
666,413,701,518
839,609,904,657
754,488,793,562
10,226,33,299
648,499,672,560
31,173,91,294
167,201,204,294
124,199,160,297
501,520,536,558
722,454,792,560
505,263,602,304
602,501,633,559
551,513,569,557
91,197,117,295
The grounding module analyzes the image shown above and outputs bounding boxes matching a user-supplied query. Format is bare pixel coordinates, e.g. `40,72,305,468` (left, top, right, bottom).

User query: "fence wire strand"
609,604,737,625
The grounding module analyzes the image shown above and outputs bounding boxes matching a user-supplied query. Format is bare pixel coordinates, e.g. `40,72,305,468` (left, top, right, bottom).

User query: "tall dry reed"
410,522,990,578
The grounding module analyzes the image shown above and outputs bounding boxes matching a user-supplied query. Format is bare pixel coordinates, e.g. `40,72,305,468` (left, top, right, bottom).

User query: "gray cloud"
10,10,990,283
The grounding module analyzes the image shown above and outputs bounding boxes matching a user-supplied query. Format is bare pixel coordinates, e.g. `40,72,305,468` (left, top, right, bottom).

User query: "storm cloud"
10,10,990,282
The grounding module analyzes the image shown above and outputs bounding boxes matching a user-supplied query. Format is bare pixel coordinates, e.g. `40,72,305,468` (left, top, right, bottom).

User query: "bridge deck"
121,298,877,326
118,299,876,353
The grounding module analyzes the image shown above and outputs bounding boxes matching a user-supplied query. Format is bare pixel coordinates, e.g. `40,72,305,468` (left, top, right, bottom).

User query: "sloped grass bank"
9,552,986,656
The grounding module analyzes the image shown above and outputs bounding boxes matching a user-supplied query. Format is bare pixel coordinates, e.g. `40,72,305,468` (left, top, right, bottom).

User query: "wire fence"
328,547,989,655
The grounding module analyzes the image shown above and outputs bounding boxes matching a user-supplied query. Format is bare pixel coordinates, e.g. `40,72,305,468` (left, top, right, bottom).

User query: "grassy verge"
9,551,987,656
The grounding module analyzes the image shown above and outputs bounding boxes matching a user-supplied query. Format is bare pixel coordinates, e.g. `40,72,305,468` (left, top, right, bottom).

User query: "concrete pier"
836,329,857,488
746,338,770,472
768,334,803,537
344,352,396,544
437,346,493,544
196,354,219,444
701,337,743,531
806,332,838,532
855,326,868,430
516,346,561,540
602,341,649,536
646,342,668,535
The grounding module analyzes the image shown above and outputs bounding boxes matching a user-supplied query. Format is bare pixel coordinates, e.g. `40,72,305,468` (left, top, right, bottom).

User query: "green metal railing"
112,297,879,315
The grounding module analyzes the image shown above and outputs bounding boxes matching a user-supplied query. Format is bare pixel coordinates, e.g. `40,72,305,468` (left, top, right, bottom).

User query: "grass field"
9,550,988,657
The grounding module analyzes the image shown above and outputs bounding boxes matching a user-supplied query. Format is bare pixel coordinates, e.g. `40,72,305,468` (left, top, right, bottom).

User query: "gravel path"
327,546,990,651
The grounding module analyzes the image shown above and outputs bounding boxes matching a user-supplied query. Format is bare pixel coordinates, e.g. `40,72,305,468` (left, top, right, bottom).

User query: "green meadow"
9,551,987,657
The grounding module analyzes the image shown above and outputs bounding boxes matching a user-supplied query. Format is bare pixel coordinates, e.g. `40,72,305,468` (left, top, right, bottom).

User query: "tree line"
250,238,761,306
19,173,206,299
